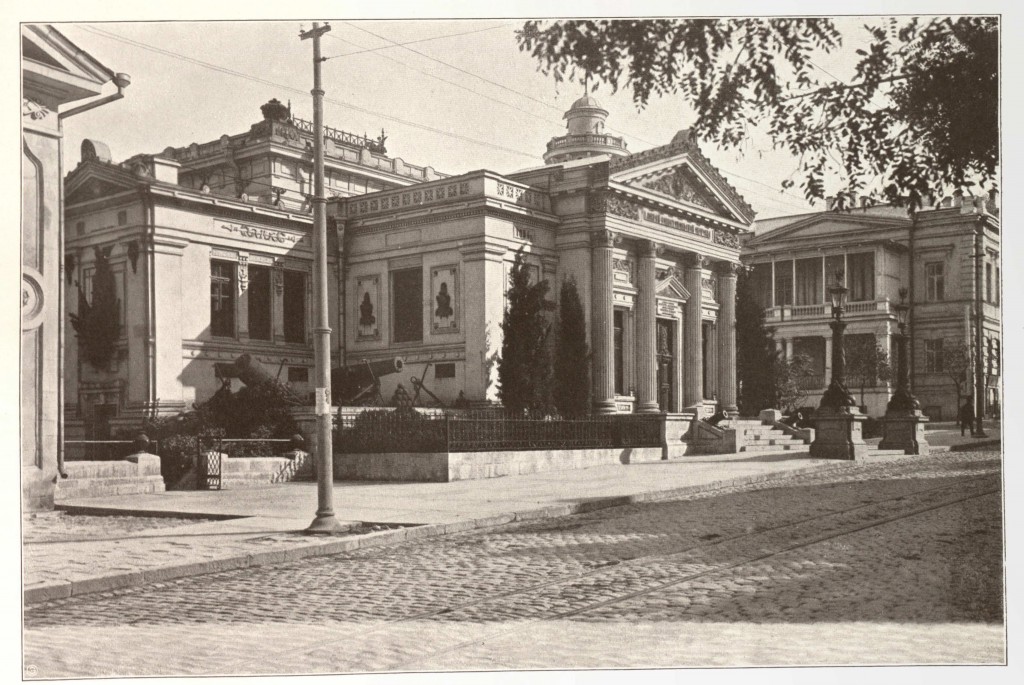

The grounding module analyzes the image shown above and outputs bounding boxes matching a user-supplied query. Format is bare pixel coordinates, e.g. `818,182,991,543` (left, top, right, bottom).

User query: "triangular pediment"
656,274,690,302
609,132,756,225
634,165,719,211
66,163,140,205
22,25,115,109
747,211,910,247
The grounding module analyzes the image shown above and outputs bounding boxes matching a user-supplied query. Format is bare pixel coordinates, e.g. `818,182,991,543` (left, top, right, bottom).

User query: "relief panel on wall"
355,275,381,340
432,266,459,333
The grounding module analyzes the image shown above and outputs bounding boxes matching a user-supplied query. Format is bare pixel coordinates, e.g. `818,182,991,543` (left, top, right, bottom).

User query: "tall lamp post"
810,271,868,460
819,271,856,410
880,288,930,454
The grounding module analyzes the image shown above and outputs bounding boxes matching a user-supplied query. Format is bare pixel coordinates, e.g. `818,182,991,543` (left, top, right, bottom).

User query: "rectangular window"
925,262,945,301
435,363,456,379
391,267,423,343
986,263,993,303
774,260,793,307
287,367,309,383
283,270,306,344
248,265,272,341
995,267,1000,306
613,309,625,395
75,220,85,236
117,210,127,226
847,252,875,301
210,260,236,337
924,338,944,373
795,257,823,306
750,263,773,309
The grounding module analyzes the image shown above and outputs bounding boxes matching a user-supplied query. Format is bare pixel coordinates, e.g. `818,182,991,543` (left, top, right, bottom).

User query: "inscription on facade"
216,220,304,245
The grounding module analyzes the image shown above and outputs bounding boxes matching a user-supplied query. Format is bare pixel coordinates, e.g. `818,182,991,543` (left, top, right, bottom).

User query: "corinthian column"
636,240,659,413
591,230,617,414
683,252,705,408
717,262,740,414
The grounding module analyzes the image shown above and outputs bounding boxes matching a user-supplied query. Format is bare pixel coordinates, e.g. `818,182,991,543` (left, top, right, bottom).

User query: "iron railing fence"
64,439,160,462
335,410,662,454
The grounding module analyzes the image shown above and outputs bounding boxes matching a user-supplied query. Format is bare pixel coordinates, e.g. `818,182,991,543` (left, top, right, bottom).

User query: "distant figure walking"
959,397,976,437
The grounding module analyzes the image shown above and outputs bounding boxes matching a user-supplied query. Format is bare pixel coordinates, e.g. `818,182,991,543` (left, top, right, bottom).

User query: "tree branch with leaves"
518,16,997,210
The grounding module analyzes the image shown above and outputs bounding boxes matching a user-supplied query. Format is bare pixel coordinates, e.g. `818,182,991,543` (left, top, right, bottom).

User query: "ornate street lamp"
886,288,920,413
819,270,857,410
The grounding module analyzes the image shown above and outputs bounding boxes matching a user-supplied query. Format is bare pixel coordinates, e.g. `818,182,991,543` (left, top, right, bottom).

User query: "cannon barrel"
214,354,304,404
332,357,404,403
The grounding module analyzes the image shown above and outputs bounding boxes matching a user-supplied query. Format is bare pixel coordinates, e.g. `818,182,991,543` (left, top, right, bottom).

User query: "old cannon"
213,353,305,405
332,357,404,405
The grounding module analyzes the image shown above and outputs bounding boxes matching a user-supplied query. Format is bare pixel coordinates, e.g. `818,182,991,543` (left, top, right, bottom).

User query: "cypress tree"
735,267,777,416
69,246,121,370
553,276,591,417
498,248,554,415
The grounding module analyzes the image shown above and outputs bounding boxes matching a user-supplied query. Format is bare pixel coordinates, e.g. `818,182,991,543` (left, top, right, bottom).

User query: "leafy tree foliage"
735,269,777,416
553,276,591,417
774,353,815,414
844,337,894,408
498,248,555,414
942,338,972,409
517,17,997,209
69,247,120,370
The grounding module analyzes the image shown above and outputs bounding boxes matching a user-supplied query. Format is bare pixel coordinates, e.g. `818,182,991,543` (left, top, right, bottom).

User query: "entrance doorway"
656,318,675,411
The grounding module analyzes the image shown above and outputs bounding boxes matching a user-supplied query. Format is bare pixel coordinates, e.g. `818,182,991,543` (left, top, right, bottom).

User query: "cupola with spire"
543,93,629,165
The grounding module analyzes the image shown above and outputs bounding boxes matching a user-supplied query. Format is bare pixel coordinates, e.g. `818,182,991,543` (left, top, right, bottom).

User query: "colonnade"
590,231,739,414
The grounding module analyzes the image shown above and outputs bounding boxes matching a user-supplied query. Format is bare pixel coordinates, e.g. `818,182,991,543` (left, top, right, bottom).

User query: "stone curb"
21,457,857,606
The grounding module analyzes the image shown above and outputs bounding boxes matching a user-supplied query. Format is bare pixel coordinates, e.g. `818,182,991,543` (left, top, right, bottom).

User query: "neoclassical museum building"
64,95,751,438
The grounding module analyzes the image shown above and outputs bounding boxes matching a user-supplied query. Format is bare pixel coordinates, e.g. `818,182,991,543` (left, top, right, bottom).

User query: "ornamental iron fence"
335,410,662,454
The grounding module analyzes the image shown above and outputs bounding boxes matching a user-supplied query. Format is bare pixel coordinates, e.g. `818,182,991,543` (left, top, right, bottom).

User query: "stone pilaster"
716,262,739,413
682,252,705,407
591,230,617,414
636,240,659,413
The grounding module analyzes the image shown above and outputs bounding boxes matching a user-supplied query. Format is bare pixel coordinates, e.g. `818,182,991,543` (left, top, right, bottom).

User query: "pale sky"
51,16,890,220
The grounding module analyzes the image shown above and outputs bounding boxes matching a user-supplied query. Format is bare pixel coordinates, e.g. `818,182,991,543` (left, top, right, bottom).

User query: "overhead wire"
339,21,813,212
75,24,813,213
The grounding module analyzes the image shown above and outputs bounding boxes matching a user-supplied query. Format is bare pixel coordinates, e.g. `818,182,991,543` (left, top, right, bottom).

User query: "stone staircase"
733,420,811,453
195,450,312,490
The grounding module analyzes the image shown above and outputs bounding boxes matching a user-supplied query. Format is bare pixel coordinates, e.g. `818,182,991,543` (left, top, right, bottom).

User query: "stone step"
739,443,808,453
866,448,908,457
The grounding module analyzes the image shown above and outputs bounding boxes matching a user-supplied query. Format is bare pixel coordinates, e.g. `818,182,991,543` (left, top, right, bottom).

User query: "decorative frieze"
350,181,473,218
713,229,741,248
497,182,544,209
606,195,642,220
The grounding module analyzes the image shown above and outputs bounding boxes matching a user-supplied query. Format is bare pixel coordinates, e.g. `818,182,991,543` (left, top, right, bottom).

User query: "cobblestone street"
23,449,1004,676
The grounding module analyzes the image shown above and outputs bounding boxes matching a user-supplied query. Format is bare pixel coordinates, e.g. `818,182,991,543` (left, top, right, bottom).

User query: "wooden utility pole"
300,22,341,533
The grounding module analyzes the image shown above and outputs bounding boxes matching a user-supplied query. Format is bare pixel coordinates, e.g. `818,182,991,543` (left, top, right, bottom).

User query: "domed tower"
543,95,629,165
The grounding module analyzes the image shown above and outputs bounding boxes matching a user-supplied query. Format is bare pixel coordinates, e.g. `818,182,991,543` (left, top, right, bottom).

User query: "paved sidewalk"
23,427,999,605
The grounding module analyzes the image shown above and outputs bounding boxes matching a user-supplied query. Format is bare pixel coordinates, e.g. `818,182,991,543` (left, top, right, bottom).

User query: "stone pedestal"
879,410,930,455
809,408,869,460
